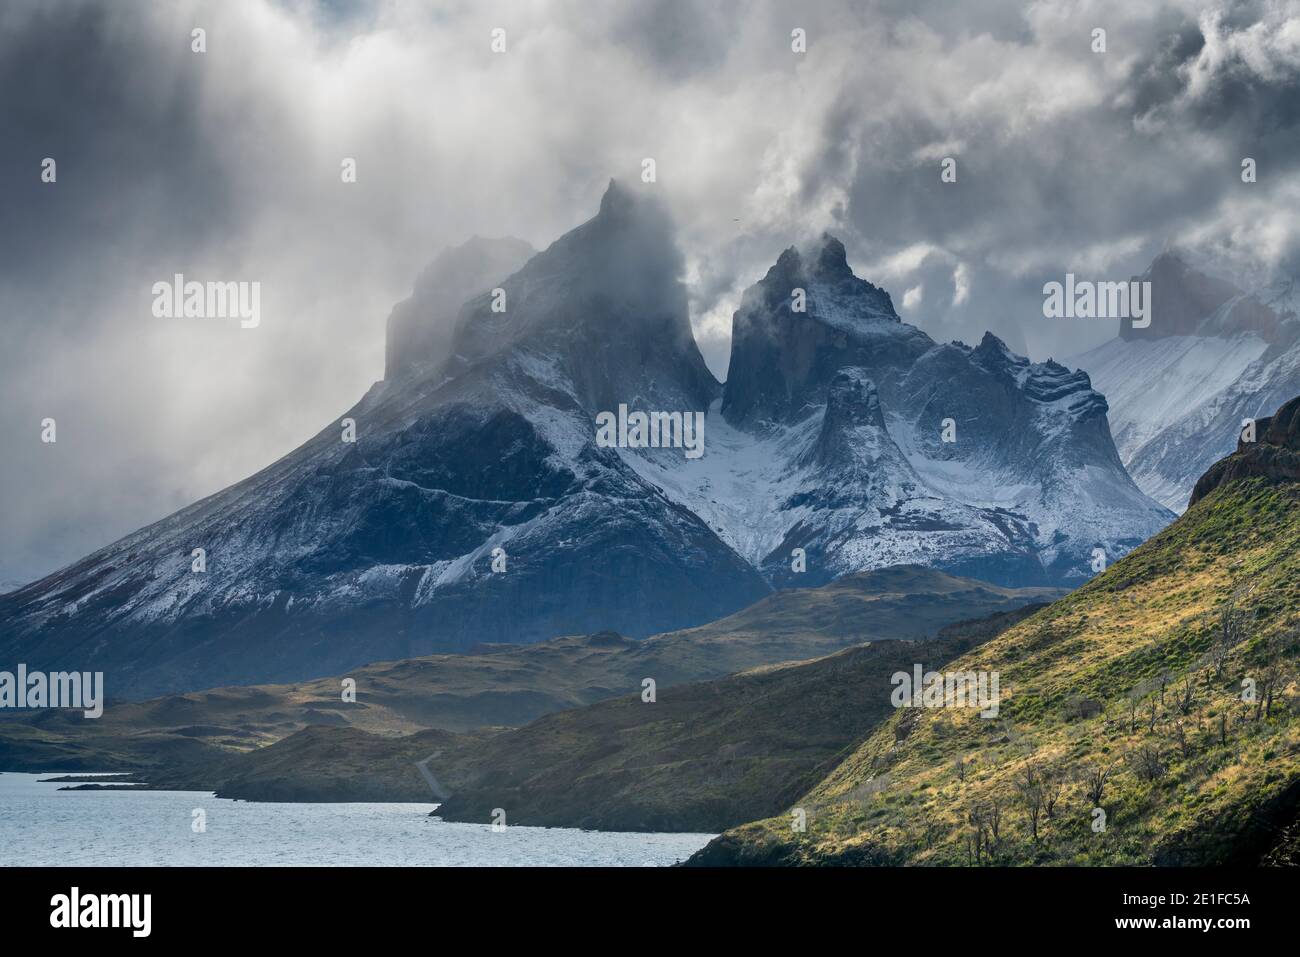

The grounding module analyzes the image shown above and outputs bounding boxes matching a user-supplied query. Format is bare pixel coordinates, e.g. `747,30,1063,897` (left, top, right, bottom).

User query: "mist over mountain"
385,236,536,383
0,182,1171,697
1071,252,1300,510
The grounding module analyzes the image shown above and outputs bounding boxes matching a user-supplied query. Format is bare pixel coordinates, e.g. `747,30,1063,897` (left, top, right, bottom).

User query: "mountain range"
12,393,1298,852
1070,251,1300,511
0,181,1171,698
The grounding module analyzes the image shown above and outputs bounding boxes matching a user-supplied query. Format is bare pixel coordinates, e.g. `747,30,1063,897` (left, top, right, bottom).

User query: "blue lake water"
0,772,714,866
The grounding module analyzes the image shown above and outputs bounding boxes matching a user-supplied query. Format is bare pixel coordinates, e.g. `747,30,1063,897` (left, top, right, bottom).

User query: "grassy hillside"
156,603,1041,829
0,566,1060,771
431,604,1045,832
691,477,1300,865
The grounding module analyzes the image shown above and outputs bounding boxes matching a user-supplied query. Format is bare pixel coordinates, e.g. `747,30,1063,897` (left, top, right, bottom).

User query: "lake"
0,772,714,866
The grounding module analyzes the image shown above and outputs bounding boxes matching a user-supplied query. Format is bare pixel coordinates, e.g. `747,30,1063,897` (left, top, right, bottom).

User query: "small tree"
1080,763,1111,806
1128,743,1167,783
920,809,939,850
967,805,988,864
1126,688,1142,733
1256,630,1293,719
1042,768,1064,819
1157,670,1172,707
1014,764,1046,842
1211,587,1256,678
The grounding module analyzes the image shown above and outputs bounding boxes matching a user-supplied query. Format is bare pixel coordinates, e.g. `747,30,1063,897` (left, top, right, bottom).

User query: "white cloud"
952,263,971,307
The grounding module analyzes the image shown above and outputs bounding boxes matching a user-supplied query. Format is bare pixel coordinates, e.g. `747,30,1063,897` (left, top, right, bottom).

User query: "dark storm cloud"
0,3,240,322
5,0,1300,587
800,2,1300,359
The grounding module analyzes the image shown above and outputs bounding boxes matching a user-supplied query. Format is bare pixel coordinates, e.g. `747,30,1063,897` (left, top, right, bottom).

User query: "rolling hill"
0,566,1062,773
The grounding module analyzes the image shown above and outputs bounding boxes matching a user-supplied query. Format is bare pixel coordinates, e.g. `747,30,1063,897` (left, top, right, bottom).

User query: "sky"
4,0,1300,586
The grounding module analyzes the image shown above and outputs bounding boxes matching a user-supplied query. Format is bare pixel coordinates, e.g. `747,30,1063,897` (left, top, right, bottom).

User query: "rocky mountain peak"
722,238,925,425
594,177,638,224
450,179,718,413
1120,251,1242,340
812,233,856,281
971,331,1026,371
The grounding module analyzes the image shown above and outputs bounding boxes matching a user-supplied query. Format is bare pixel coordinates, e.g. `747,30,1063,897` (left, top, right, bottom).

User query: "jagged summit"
722,233,924,426
970,329,1026,371
813,233,851,274
0,183,1174,698
593,177,639,223
451,179,718,414
640,240,1172,590
765,234,899,322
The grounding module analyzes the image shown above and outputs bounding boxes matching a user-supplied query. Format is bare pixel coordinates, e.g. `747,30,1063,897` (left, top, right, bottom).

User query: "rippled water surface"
0,772,714,866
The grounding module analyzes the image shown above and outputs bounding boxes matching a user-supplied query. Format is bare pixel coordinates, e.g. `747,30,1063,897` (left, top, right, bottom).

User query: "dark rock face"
721,236,929,426
1120,251,1240,340
804,368,894,469
1190,394,1300,505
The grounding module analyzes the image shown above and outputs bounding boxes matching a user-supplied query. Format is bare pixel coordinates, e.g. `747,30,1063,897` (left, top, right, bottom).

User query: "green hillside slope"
691,476,1300,865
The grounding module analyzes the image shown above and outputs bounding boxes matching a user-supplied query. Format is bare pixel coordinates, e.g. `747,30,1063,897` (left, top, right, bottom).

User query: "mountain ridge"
0,182,1171,697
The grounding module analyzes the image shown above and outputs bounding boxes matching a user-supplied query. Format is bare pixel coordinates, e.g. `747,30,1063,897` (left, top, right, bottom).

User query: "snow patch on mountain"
1072,333,1269,462
1068,252,1300,511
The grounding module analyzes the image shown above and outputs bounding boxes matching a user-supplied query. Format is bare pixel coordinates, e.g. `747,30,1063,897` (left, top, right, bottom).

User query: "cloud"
4,0,1300,583
951,263,971,308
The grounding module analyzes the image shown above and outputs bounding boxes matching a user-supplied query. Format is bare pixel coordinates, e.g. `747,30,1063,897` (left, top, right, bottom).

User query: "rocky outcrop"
1189,394,1300,505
